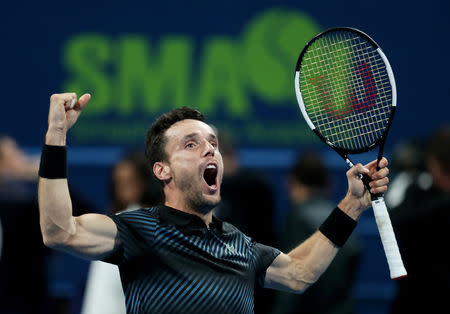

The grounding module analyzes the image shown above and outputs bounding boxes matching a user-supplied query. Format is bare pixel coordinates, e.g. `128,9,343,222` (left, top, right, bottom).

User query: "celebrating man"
39,93,389,313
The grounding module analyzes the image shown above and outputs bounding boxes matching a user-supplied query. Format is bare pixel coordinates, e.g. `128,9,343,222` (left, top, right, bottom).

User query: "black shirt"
105,205,280,314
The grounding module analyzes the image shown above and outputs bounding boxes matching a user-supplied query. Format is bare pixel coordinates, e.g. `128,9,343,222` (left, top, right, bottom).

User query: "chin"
190,195,221,215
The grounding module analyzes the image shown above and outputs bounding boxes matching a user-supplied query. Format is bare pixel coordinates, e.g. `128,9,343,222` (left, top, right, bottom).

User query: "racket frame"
295,27,396,158
294,27,407,279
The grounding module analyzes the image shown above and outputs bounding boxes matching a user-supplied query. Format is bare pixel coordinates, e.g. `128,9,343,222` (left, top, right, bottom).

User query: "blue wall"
2,0,449,148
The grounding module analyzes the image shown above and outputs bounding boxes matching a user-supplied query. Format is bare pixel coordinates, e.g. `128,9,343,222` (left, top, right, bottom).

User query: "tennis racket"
294,27,407,279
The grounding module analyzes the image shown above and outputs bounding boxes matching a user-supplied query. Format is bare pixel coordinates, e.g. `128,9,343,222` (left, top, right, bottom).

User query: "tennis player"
38,93,390,313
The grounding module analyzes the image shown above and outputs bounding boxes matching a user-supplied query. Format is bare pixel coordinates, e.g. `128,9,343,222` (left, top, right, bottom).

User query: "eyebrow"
181,132,217,142
182,133,199,142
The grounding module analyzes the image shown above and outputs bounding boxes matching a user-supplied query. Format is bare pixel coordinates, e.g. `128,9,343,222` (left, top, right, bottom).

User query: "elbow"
42,232,64,249
40,217,76,249
42,233,58,248
41,227,71,249
288,260,319,294
42,236,55,248
288,280,311,294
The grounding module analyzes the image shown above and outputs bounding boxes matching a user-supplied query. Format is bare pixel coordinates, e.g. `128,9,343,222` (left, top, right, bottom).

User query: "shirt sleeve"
102,211,152,265
253,242,281,287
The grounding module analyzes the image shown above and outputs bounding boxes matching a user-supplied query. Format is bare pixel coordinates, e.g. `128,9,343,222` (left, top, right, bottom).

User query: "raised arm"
264,158,389,293
38,93,119,260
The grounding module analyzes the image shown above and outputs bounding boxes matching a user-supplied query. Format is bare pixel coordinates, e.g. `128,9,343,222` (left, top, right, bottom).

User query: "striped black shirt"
104,205,280,314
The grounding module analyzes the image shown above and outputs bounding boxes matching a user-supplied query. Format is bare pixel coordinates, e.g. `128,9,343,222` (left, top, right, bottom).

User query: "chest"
153,226,252,268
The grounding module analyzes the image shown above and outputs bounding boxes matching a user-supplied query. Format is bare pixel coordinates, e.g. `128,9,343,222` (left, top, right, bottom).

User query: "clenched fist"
338,157,389,220
45,93,91,146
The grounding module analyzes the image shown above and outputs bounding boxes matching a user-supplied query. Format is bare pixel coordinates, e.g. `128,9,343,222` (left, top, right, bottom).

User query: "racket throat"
344,157,355,168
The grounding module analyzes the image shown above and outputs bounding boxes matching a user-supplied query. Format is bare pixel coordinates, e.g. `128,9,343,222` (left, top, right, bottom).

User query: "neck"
164,199,213,225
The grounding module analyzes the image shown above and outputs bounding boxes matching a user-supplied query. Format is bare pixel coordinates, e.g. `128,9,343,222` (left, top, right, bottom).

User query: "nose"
203,140,216,157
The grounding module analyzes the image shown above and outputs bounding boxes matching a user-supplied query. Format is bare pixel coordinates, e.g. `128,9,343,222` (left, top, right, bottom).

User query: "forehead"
165,119,217,144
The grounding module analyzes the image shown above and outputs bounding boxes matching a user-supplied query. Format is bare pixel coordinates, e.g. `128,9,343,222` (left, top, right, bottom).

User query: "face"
159,119,224,214
113,160,144,208
427,156,450,193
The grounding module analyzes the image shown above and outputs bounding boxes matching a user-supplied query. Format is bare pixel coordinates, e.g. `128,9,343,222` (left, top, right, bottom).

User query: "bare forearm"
39,177,75,236
266,159,390,293
286,194,363,286
38,130,75,245
287,231,339,285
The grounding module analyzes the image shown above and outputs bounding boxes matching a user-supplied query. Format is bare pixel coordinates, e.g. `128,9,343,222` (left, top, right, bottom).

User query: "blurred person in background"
390,125,450,314
385,138,429,209
0,135,46,314
213,131,277,313
109,150,165,214
0,136,39,182
82,149,164,314
271,152,361,314
0,135,95,314
214,130,276,247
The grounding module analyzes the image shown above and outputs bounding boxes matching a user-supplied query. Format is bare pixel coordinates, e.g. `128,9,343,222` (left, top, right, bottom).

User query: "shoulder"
111,207,160,233
221,220,276,258
106,207,161,261
222,221,251,239
113,207,158,220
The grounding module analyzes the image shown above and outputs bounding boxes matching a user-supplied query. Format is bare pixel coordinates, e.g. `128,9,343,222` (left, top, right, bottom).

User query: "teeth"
206,164,216,169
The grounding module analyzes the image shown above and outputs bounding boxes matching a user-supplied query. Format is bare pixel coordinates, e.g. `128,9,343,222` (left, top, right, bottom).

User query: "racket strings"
298,31,393,150
318,33,373,149
304,37,390,148
305,36,389,119
330,33,388,148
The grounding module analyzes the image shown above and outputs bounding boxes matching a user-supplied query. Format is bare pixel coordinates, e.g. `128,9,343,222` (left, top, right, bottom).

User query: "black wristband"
319,207,357,247
38,144,68,179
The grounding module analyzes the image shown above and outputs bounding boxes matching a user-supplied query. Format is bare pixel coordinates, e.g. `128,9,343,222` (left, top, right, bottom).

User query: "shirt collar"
157,205,223,233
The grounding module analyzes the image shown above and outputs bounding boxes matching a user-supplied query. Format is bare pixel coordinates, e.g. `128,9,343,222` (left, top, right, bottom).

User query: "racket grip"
371,197,407,279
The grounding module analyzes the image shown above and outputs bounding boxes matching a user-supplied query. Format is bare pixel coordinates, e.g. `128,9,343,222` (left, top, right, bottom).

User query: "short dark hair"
145,106,205,173
290,151,329,188
427,125,450,173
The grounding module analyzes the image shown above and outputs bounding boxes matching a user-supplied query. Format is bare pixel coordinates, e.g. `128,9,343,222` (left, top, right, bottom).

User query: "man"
39,93,390,314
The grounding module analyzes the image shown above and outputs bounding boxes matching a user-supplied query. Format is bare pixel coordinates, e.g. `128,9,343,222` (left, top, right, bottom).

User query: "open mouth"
203,164,218,189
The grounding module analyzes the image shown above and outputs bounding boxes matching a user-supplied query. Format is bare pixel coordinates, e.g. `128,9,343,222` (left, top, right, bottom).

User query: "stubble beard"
174,172,220,215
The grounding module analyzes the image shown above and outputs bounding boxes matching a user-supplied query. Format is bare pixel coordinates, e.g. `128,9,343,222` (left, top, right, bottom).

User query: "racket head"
294,27,396,154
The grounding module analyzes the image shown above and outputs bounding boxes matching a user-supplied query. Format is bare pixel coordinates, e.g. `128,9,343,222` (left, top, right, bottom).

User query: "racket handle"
371,197,407,279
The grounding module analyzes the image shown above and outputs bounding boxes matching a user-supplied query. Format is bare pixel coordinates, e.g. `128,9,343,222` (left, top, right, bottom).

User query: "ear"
153,161,171,182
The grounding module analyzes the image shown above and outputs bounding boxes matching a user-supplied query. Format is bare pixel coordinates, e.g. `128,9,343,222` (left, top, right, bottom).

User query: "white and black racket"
294,27,407,279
